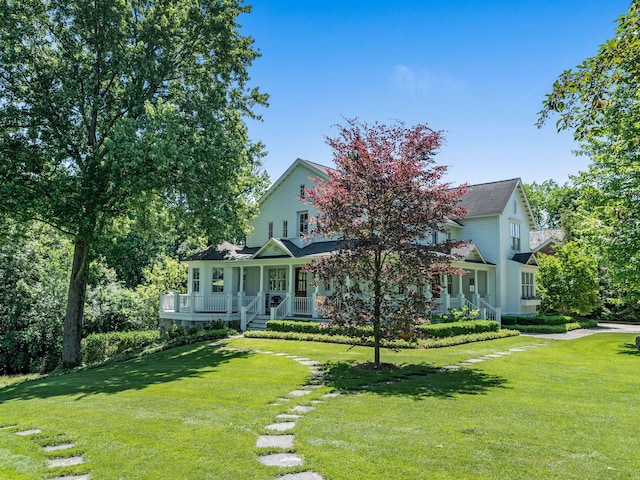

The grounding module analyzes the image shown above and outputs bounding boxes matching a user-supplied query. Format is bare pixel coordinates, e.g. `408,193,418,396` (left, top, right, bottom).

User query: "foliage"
538,2,640,308
266,319,499,340
536,242,600,316
244,328,519,349
523,180,579,230
81,330,160,364
505,320,597,334
418,320,499,338
304,118,468,365
0,219,70,374
501,315,575,326
0,0,268,366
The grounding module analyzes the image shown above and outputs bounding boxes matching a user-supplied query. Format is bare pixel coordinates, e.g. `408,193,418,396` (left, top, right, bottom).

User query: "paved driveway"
521,322,640,340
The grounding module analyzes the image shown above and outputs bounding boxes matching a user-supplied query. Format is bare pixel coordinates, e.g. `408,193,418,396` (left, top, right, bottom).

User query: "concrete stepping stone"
462,358,485,363
256,435,294,448
276,414,302,419
15,429,42,436
291,405,314,413
273,353,289,356
442,365,461,370
258,453,303,467
0,425,17,430
322,392,341,398
508,348,527,352
266,422,296,432
302,385,323,389
277,472,324,480
288,390,312,397
43,443,75,452
298,360,320,366
48,456,84,468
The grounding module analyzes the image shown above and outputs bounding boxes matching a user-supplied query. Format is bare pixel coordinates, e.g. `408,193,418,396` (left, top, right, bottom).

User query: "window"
268,268,287,291
521,272,535,298
283,220,288,238
298,211,309,236
510,222,521,251
211,268,224,293
268,221,273,238
299,184,306,198
514,200,518,215
192,268,200,293
296,269,307,292
431,231,438,244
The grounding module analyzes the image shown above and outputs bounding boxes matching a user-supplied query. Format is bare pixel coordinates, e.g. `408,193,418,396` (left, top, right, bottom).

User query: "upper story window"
510,222,521,251
192,268,200,293
299,184,306,198
298,211,309,236
431,231,438,244
268,221,273,238
521,272,535,299
211,268,224,293
283,220,288,238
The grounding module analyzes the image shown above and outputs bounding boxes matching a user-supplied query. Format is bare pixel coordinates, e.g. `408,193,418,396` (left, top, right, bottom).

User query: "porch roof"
185,239,342,262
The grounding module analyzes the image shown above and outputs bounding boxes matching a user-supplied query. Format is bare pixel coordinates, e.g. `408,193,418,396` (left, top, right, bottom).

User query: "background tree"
524,179,578,230
304,119,468,367
0,0,268,367
537,241,600,316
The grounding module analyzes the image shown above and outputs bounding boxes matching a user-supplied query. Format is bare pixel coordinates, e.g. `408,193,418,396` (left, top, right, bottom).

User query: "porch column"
258,265,265,315
238,266,245,311
225,267,233,315
312,282,320,318
442,275,450,311
472,270,480,305
457,273,464,307
174,292,180,313
287,264,294,316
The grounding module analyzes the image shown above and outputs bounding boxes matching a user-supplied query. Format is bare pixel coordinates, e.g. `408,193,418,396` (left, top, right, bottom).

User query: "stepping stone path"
222,347,338,480
9,427,89,479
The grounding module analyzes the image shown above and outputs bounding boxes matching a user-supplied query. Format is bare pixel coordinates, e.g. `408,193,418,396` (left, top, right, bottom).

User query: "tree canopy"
0,0,268,366
304,119,467,367
538,0,640,305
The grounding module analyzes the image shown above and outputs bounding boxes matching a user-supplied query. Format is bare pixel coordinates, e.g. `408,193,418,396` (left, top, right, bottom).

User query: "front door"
295,267,307,298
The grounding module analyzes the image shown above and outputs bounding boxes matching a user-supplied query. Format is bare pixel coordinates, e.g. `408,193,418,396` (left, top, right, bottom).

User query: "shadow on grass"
324,361,508,399
617,343,640,356
0,343,251,402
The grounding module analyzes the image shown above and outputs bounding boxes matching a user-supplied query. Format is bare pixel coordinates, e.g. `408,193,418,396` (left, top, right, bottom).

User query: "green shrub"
267,320,374,337
244,329,519,349
501,315,574,326
506,318,597,333
82,330,160,364
419,320,499,338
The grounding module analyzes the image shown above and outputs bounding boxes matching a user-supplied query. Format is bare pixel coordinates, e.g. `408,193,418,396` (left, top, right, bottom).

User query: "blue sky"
241,1,630,186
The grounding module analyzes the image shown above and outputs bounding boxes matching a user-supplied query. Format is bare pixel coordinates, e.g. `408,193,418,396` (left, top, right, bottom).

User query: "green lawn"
1,334,639,479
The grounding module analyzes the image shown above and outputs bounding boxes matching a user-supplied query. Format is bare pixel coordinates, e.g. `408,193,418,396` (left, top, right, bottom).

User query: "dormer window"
283,220,288,238
268,222,273,238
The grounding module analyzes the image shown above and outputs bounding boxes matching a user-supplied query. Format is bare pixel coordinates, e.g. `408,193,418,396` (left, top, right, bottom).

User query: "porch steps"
247,316,270,331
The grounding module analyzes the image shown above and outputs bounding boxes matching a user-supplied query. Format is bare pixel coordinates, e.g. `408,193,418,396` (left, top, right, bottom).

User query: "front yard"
1,333,639,479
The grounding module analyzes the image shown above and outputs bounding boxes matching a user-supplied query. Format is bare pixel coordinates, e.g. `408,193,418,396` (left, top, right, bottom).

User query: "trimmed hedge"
419,320,499,338
82,330,160,364
501,315,597,333
267,319,500,339
244,328,520,349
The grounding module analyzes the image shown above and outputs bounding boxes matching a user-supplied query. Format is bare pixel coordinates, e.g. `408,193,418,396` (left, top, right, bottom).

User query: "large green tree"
0,0,268,367
538,1,640,305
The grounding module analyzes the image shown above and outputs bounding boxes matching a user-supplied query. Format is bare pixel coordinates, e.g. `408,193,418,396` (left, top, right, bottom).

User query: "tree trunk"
61,239,90,368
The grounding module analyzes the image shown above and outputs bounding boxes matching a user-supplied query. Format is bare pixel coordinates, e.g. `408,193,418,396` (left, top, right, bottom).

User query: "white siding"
246,163,324,248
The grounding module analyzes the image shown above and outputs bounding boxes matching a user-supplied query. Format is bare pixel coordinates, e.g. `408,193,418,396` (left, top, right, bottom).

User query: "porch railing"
478,297,501,326
193,293,226,312
241,295,261,331
271,296,289,320
293,296,312,316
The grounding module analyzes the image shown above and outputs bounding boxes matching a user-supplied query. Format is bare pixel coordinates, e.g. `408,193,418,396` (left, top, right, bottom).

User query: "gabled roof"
258,158,331,205
457,178,536,228
452,242,492,264
185,239,342,262
512,252,538,266
530,229,565,252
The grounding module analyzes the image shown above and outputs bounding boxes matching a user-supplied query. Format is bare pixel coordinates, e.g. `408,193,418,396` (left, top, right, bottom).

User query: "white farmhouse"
159,158,539,331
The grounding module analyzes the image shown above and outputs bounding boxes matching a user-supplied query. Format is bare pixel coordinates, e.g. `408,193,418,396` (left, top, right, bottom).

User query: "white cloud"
393,64,467,97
